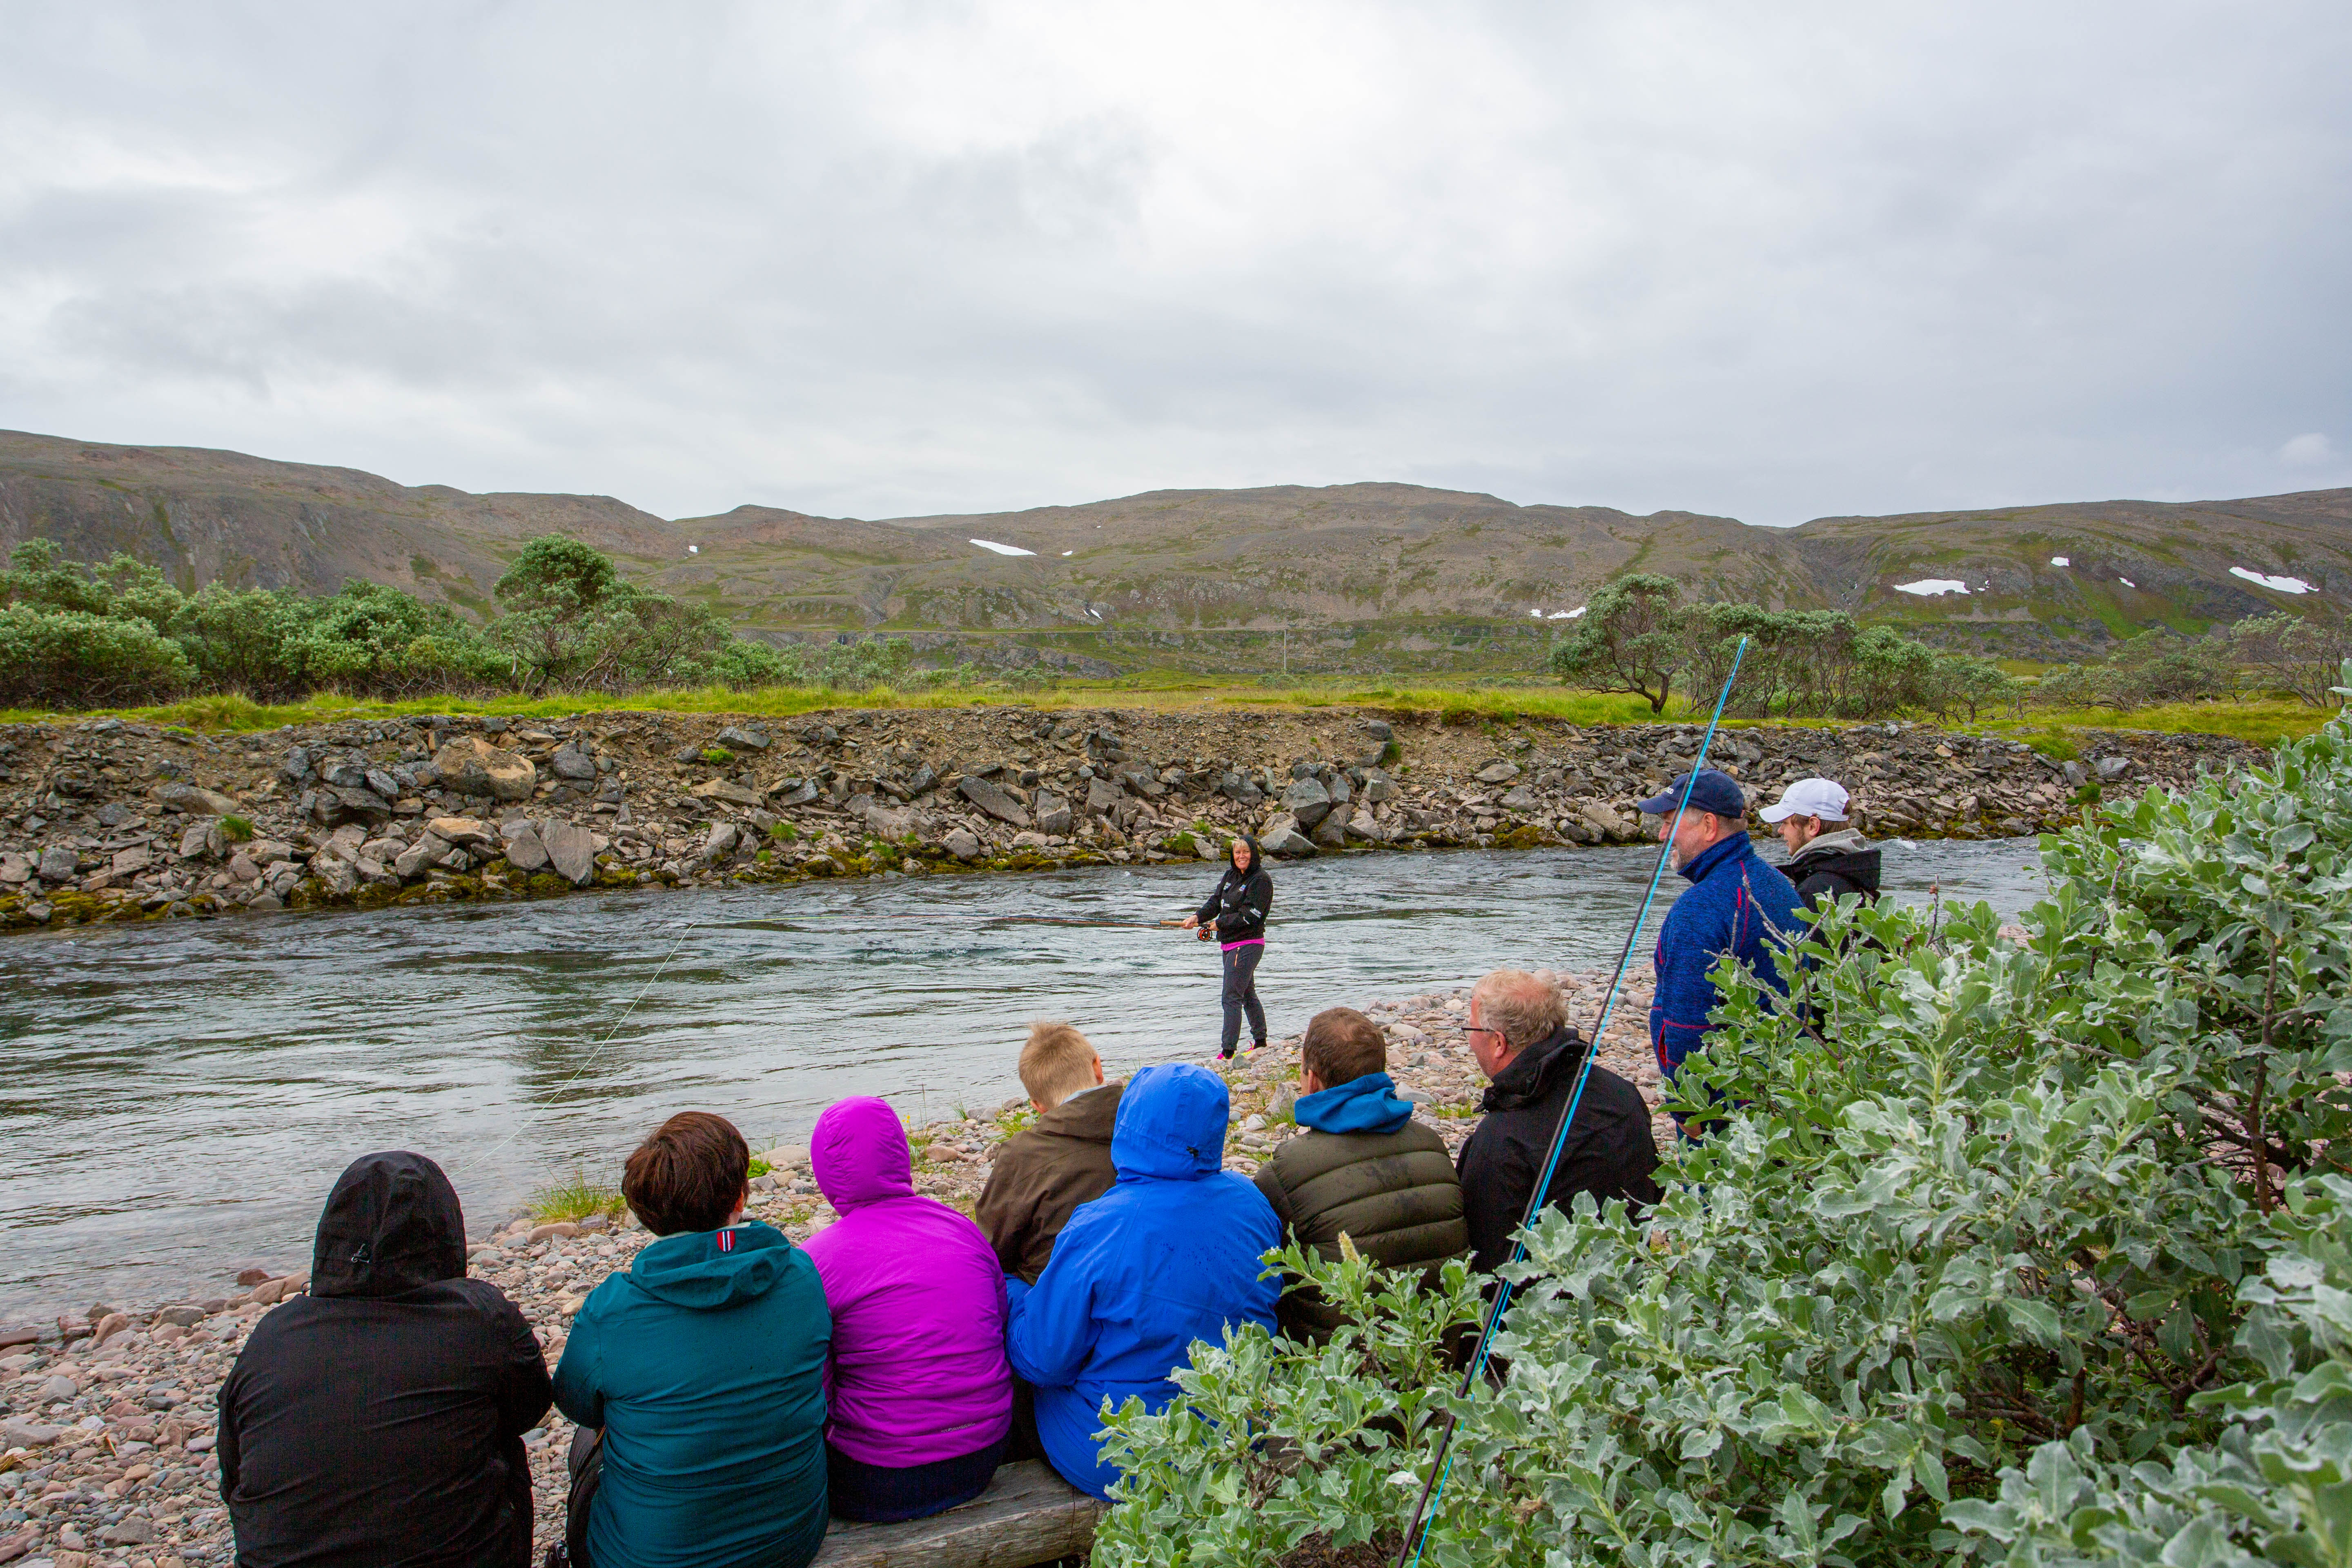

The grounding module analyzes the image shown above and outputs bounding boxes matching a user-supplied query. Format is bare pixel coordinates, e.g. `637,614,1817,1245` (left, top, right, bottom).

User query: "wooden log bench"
811,1460,1106,1568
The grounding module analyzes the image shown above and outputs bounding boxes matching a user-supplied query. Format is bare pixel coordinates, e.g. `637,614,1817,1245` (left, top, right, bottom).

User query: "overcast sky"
1,3,2346,527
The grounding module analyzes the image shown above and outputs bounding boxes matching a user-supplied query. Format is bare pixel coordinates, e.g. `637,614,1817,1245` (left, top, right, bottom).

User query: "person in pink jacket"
801,1097,1014,1521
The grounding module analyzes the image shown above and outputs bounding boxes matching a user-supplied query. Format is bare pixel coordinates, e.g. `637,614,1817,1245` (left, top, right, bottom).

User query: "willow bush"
1091,673,2352,1567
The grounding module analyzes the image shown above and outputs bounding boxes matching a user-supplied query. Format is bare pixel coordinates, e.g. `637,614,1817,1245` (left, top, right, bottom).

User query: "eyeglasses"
1464,1024,1506,1040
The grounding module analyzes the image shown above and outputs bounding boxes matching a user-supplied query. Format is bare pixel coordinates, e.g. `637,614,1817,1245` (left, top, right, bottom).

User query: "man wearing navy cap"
1638,768,1804,1133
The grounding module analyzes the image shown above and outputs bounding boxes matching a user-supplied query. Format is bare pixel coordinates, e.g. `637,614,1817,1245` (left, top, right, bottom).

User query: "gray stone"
111,844,151,876
1476,760,1521,784
2094,755,2132,783
247,838,298,865
501,821,550,871
1500,784,1537,811
1085,776,1125,814
393,839,449,879
41,1374,77,1401
1280,776,1334,828
36,846,77,882
432,737,538,802
425,816,498,850
98,801,134,828
543,823,597,885
943,827,983,861
957,775,1031,827
1363,771,1397,804
1347,808,1383,841
245,891,284,913
0,1417,62,1447
0,851,29,884
1325,771,1352,805
773,780,820,807
1312,813,1349,847
550,747,598,781
366,767,401,800
2062,760,2088,786
1259,820,1318,857
278,746,313,786
157,782,241,815
156,1305,206,1327
314,859,359,897
179,821,223,860
1033,792,1073,836
100,1519,156,1546
700,822,742,864
228,851,260,882
715,725,773,752
1011,831,1053,850
691,779,764,808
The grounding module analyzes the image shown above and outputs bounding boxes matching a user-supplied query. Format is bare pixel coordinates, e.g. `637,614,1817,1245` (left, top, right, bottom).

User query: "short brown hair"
1303,1007,1387,1088
1020,1021,1100,1109
623,1112,750,1235
1471,969,1567,1054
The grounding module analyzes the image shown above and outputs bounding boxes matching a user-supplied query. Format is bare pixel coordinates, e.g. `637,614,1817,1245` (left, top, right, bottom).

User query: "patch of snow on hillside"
2230,566,2313,594
2050,556,2069,567
1529,608,1544,617
1061,550,1074,557
970,538,1035,557
2119,577,2136,588
1549,606,1586,619
1893,579,1970,597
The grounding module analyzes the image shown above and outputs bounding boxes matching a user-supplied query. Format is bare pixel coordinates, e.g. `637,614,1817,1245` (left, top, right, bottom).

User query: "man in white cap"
1759,778,1880,913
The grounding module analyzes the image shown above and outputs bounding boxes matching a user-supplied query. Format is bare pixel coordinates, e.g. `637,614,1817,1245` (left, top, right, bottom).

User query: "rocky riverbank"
0,968,1657,1567
0,704,2257,935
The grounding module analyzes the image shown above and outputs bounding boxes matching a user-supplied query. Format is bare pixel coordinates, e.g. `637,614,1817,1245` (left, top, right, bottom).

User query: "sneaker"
1247,1039,1266,1055
1218,1045,1237,1062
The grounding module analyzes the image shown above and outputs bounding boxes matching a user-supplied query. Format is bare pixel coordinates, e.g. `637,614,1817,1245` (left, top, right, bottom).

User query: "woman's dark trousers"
1220,942,1267,1056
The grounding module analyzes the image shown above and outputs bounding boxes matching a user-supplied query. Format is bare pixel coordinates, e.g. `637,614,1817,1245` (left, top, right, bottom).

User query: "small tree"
2231,612,2352,707
1549,573,1687,714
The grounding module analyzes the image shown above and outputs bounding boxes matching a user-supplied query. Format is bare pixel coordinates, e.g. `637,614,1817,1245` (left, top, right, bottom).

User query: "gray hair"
1471,969,1566,1053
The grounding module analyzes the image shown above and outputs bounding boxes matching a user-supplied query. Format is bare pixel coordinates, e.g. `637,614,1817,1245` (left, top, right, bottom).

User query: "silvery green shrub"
1092,675,2352,1566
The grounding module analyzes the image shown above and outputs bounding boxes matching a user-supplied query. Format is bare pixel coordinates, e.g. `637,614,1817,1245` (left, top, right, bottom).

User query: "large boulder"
0,852,29,884
1085,777,1124,815
942,827,983,861
543,823,597,885
37,846,78,882
1476,760,1521,784
715,725,773,752
957,775,1031,828
431,737,538,802
690,779,763,808
157,782,240,816
1280,776,1334,829
1033,792,1074,836
1312,813,1349,848
501,820,551,871
1259,817,1318,858
1499,784,1538,812
549,747,598,781
425,816,498,851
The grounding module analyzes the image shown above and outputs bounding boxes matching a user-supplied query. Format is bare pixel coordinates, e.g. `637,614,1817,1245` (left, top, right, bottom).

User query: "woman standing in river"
1180,835,1273,1060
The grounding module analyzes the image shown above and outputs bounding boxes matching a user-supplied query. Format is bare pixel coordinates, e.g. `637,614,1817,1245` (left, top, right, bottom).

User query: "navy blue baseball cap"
1636,767,1748,820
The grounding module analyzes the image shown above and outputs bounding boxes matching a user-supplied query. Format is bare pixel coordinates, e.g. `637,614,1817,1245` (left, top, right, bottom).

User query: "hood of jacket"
1790,830,1880,889
1035,1081,1123,1143
309,1151,468,1299
1294,1071,1415,1136
1480,1025,1590,1115
811,1096,917,1213
1111,1062,1229,1181
626,1220,798,1311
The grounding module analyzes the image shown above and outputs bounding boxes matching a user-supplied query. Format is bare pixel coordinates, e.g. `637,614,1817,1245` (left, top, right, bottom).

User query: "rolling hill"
2,428,2344,671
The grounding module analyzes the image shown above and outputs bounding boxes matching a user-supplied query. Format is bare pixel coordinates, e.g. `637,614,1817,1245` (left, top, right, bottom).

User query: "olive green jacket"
1252,1121,1468,1342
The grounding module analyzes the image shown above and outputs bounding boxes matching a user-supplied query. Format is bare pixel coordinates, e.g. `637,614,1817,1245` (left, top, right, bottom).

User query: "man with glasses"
1454,969,1661,1276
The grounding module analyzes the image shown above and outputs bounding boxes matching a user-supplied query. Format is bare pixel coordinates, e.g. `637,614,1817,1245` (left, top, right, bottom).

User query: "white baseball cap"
1760,777,1849,824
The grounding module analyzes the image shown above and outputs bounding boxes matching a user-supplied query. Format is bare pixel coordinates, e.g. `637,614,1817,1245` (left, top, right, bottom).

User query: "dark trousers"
827,1436,1007,1524
1219,941,1267,1056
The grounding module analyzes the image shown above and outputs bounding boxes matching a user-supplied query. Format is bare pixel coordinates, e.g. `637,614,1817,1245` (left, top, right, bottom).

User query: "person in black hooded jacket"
1762,777,1882,915
1180,834,1273,1059
218,1151,552,1568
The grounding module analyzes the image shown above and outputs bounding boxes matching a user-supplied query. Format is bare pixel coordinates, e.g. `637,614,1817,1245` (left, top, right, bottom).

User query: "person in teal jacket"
1004,1061,1281,1499
554,1112,832,1568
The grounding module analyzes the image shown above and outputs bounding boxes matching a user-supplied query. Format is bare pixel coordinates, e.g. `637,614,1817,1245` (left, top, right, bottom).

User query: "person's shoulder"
1575,1063,1653,1117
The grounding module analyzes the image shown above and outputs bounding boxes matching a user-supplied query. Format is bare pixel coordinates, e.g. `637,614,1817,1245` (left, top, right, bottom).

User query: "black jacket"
1195,839,1273,942
219,1152,552,1568
1787,831,1881,913
1254,1118,1468,1342
1456,1027,1662,1275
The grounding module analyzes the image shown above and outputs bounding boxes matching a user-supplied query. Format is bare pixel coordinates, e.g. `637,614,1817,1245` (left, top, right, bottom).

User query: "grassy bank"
0,677,2328,745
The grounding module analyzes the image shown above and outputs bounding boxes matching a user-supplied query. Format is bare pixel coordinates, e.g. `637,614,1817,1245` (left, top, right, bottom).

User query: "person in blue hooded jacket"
1003,1062,1281,1499
553,1112,832,1568
1641,768,1805,1133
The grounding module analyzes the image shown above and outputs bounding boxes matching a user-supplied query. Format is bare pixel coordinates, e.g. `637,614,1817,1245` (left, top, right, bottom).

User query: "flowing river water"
0,837,2047,1317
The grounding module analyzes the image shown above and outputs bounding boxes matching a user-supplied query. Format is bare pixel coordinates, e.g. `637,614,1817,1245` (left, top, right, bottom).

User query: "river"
0,837,2047,1317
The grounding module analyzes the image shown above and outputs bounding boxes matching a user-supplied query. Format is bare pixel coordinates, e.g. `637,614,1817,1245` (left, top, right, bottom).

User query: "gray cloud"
0,0,2345,525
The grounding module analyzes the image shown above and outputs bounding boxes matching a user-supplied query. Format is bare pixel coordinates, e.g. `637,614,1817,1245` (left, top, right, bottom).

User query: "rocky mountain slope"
4,428,2345,665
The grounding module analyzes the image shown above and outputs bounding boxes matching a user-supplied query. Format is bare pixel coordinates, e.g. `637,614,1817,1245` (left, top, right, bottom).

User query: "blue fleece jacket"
1294,1071,1414,1135
552,1221,832,1568
1650,832,1805,1093
1003,1062,1282,1499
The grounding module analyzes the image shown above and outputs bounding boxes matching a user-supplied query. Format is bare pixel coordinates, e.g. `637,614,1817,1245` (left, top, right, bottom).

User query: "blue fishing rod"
1392,636,1748,1568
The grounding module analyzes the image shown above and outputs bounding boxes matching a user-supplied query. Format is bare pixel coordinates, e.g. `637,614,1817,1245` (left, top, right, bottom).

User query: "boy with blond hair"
976,1022,1124,1284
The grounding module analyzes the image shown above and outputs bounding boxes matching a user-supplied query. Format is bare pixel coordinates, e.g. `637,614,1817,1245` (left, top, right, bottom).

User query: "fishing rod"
1392,635,1749,1568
